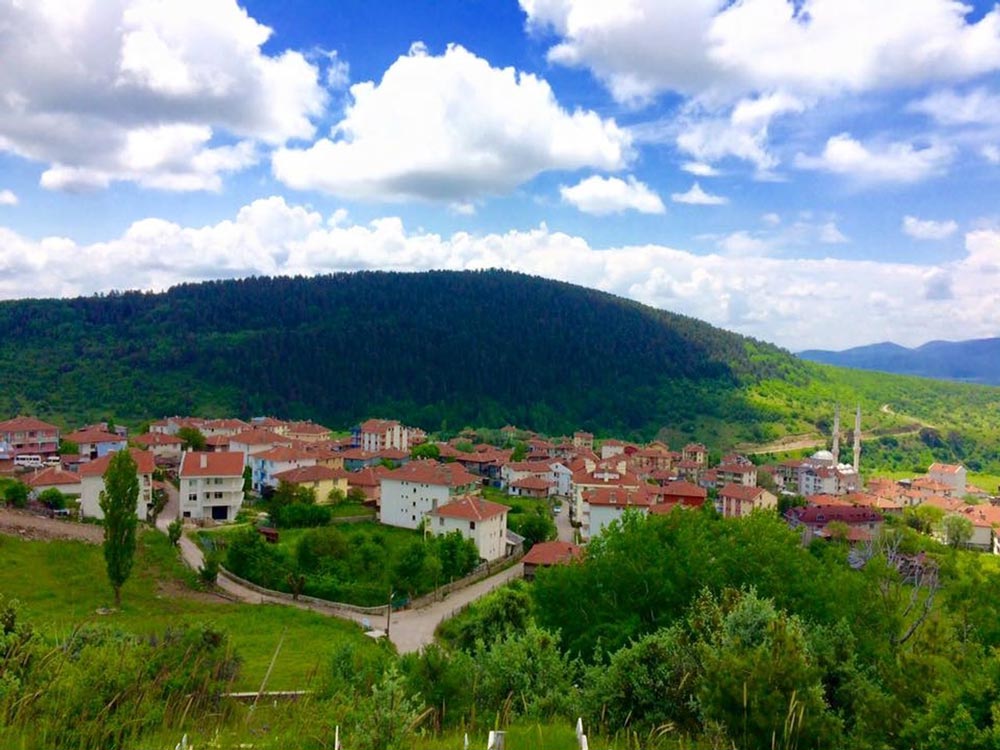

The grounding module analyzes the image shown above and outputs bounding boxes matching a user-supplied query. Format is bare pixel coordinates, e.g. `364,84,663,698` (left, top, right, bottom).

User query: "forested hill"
799,337,1000,385
0,270,801,437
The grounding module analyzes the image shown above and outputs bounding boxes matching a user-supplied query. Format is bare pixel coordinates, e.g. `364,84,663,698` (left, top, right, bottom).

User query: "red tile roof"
132,433,184,447
25,467,81,487
791,505,883,525
0,416,60,433
384,460,479,488
179,451,244,478
65,428,124,445
522,540,582,566
655,480,707,499
360,418,400,433
510,476,555,491
273,465,350,484
80,449,156,477
928,463,964,474
348,465,390,488
287,421,331,436
431,496,509,521
719,483,767,502
717,463,756,474
254,446,316,463
202,418,251,430
584,485,653,507
230,429,288,446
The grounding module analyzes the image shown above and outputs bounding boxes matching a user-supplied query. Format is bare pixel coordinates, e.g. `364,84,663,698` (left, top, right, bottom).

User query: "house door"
211,505,228,521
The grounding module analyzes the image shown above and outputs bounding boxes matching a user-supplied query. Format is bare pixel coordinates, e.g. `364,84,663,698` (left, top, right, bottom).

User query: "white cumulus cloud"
795,134,954,183
7,196,989,350
0,0,328,191
0,190,17,206
560,175,664,215
671,182,728,205
272,44,632,202
521,0,1000,104
903,215,959,240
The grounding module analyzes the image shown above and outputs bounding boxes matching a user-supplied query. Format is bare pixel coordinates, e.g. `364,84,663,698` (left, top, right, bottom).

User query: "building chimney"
200,453,207,470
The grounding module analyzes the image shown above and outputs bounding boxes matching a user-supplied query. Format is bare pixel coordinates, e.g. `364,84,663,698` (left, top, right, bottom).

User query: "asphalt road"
156,482,521,652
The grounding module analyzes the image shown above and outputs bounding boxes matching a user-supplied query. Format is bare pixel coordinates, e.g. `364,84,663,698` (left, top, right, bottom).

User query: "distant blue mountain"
798,338,1000,385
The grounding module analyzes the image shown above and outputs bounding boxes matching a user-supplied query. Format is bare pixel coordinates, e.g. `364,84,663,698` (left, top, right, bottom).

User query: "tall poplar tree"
100,450,139,607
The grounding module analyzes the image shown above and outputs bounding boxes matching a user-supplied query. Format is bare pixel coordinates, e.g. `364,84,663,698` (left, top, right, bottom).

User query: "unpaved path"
0,507,103,543
156,483,521,653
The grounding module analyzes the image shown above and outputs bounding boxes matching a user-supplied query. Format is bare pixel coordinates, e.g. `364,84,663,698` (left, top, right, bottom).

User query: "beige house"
358,419,410,452
286,421,332,443
272,464,350,503
928,463,968,495
132,432,184,459
718,483,777,518
79,449,156,520
428,496,510,562
25,466,83,498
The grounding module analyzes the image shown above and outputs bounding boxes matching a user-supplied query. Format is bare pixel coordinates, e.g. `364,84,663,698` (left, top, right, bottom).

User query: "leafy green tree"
327,487,346,505
4,482,28,508
509,506,556,550
392,541,428,597
510,441,528,462
349,664,425,750
58,438,78,456
146,486,167,524
410,443,440,460
347,486,368,504
99,450,139,607
167,518,183,547
940,513,974,548
199,553,220,585
907,504,945,534
37,487,66,510
242,465,252,494
176,426,206,451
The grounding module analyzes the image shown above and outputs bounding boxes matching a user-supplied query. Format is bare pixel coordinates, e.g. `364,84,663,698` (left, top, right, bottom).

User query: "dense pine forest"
0,270,789,432
1,270,999,467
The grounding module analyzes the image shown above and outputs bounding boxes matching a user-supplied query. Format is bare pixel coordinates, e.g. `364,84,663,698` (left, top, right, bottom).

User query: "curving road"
156,483,521,653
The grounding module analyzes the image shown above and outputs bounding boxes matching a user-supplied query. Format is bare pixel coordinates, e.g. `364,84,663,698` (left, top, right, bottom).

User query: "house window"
469,521,476,530
188,494,197,503
439,518,444,526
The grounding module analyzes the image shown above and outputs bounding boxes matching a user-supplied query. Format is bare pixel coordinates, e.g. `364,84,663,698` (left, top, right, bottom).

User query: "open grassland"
0,529,379,691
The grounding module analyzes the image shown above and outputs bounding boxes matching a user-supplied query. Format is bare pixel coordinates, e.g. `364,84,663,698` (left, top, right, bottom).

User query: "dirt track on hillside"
0,508,103,543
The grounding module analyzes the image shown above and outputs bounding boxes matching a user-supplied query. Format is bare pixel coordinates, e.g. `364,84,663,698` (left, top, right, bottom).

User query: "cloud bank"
2,197,998,351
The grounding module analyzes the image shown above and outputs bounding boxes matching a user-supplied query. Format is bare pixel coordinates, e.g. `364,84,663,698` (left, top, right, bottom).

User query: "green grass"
0,530,379,691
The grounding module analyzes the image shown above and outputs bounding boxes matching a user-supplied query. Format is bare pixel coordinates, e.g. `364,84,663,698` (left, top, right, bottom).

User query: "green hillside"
1,270,997,469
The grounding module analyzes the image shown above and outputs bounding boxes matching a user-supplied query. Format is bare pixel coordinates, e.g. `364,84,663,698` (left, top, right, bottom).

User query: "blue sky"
2,0,1000,350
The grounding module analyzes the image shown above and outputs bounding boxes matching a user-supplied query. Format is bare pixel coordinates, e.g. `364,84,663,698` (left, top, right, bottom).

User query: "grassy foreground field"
0,529,379,691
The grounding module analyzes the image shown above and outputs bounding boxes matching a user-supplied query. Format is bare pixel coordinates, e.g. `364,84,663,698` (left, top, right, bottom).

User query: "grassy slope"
0,530,379,691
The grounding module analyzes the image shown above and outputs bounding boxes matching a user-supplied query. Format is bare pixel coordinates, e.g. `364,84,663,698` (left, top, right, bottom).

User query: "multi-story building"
64,428,128,462
428,496,510,561
354,419,410,452
0,416,60,458
79,449,156,520
379,460,480,530
179,452,245,521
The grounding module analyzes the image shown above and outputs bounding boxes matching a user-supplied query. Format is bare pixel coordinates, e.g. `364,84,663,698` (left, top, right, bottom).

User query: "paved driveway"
156,484,521,652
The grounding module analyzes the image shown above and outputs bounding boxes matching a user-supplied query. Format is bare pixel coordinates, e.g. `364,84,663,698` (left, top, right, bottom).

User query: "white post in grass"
464,732,469,750
335,725,341,750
